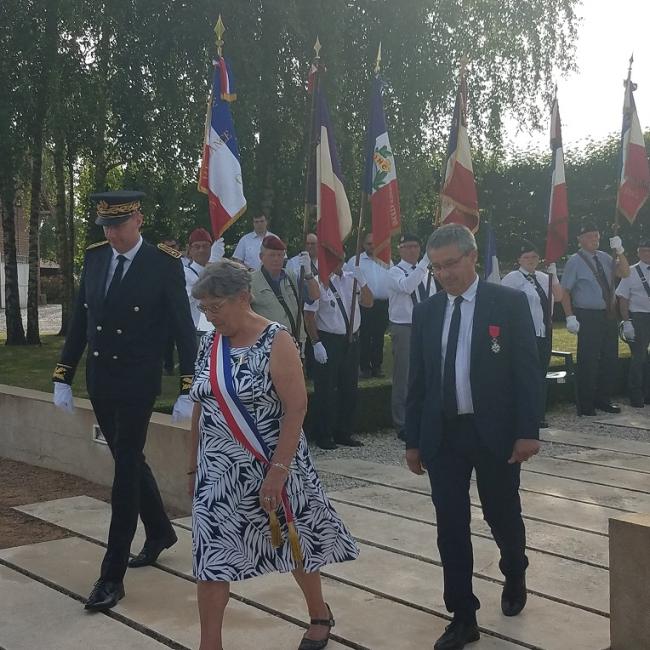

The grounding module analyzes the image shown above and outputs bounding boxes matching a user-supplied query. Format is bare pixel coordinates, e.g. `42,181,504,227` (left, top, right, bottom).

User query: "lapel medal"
489,325,501,354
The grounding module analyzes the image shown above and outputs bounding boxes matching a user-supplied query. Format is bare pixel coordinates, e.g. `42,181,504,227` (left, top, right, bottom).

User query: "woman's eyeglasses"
197,298,228,315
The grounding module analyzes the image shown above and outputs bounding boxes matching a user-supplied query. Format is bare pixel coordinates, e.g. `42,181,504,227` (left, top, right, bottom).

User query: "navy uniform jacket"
405,280,541,462
53,240,197,400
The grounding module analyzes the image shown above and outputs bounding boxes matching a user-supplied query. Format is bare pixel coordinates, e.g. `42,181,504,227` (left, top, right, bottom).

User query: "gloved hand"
209,238,225,263
609,236,624,255
172,394,194,423
547,262,560,285
352,265,367,287
417,254,431,271
53,382,75,414
299,251,311,274
623,320,636,342
313,342,328,364
566,315,580,335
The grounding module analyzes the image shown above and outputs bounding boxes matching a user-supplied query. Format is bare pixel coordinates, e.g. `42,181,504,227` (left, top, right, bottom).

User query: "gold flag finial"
375,42,382,74
215,14,225,57
314,36,322,60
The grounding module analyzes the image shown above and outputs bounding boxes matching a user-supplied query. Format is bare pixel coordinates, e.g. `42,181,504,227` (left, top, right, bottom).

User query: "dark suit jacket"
55,240,197,400
405,279,541,461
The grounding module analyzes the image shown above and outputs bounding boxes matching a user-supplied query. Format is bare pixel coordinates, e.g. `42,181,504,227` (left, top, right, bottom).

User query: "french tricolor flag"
440,68,479,233
363,75,401,264
545,93,569,263
310,83,352,281
617,63,650,224
198,57,247,238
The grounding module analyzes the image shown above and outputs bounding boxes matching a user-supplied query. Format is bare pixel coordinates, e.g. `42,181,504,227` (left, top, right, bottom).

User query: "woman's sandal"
297,604,335,650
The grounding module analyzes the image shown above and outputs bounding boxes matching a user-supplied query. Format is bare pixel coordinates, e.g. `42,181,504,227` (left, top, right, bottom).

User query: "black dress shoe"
128,530,178,568
595,402,621,414
580,408,596,416
84,580,124,611
644,396,650,405
630,399,645,408
501,575,527,617
334,435,364,447
434,618,480,650
315,438,338,450
539,420,549,429
298,604,335,650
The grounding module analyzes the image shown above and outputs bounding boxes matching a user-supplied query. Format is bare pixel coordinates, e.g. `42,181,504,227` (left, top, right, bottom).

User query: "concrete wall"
0,384,192,513
0,260,28,308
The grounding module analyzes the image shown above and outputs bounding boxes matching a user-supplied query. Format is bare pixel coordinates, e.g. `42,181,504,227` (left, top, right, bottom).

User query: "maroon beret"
262,235,287,251
188,228,213,245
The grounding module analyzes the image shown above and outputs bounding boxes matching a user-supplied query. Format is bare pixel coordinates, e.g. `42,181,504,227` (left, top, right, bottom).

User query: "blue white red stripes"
198,57,247,238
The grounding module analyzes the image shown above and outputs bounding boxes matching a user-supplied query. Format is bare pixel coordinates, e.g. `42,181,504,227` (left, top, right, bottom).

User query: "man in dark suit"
405,224,541,650
52,191,197,611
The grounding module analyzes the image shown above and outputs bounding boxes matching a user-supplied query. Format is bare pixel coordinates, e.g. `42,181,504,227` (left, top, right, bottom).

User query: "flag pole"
348,43,381,342
614,54,634,235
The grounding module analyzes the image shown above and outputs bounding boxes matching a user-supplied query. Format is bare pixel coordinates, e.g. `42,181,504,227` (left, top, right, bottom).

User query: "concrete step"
329,484,610,568
0,564,168,650
0,537,348,650
550,447,650,474
593,413,650,431
542,427,650,455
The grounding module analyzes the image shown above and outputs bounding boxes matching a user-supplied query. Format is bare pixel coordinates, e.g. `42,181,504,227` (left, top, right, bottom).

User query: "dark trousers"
311,330,359,443
91,396,174,582
359,300,389,373
575,308,618,413
628,312,650,403
163,333,176,373
536,336,552,422
426,416,528,620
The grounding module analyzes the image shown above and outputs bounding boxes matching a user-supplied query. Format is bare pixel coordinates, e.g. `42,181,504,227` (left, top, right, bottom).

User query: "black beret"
578,218,599,236
398,233,421,246
517,239,538,256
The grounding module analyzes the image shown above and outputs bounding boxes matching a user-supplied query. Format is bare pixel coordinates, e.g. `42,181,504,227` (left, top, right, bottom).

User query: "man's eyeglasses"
197,298,228,315
430,252,469,274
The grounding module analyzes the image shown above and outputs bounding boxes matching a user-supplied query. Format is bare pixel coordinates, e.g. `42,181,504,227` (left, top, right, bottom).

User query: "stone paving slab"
550,448,650,474
593,413,650,431
0,537,345,650
541,428,650,456
330,501,609,614
329,485,610,568
0,564,167,650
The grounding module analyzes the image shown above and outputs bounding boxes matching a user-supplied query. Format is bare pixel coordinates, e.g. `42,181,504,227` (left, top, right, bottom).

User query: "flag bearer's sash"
209,332,303,567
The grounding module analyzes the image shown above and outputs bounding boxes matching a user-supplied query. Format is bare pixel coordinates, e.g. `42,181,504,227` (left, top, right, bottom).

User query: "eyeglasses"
197,298,229,315
430,252,469,274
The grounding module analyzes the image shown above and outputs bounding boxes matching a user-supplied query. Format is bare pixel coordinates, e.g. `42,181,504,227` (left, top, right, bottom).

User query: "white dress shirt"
232,230,276,270
346,252,392,300
303,271,361,335
501,267,552,337
104,236,143,294
441,275,479,415
388,259,436,324
616,262,650,313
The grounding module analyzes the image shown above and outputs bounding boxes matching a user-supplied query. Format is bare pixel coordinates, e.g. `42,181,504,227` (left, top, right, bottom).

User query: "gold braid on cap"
96,200,141,217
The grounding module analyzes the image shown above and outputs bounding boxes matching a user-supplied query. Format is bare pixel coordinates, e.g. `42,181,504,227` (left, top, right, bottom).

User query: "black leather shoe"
539,420,549,429
334,435,363,447
630,399,644,408
434,618,480,650
128,530,178,568
316,438,338,450
501,575,527,617
595,401,621,414
298,604,335,650
84,580,124,611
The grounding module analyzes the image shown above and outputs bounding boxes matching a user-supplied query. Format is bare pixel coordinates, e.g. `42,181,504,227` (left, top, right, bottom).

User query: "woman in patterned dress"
188,260,359,650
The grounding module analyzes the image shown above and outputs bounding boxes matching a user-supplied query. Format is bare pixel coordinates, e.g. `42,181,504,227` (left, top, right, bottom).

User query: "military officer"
52,191,197,611
560,218,630,415
615,236,650,407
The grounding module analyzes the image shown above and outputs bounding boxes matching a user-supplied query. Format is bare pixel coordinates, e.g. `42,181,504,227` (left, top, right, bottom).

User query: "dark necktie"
105,255,126,304
409,265,427,304
527,273,550,332
443,295,464,419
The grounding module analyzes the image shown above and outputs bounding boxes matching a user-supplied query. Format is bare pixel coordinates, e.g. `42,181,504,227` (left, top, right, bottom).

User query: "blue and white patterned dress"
189,322,359,581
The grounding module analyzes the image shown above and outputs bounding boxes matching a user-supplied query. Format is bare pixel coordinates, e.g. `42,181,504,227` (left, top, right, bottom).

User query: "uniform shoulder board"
86,240,109,250
157,243,182,259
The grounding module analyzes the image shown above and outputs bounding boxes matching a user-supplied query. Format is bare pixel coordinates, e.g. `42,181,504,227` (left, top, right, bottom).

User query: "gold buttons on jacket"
116,329,122,335
96,325,102,331
133,306,140,312
84,303,88,309
112,355,118,360
93,351,99,357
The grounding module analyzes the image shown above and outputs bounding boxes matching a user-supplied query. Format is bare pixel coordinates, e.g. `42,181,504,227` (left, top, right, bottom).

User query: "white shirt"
441,275,479,415
501,267,552,337
104,236,143,294
232,230,276,270
303,271,361,335
184,260,207,330
346,252,392,300
388,259,437,324
616,262,650,313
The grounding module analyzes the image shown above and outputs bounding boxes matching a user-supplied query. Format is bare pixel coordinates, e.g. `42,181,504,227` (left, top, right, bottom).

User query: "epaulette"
86,240,109,250
157,243,182,259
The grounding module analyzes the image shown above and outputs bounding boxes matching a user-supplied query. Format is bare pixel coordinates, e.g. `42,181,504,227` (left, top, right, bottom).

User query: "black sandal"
298,604,335,650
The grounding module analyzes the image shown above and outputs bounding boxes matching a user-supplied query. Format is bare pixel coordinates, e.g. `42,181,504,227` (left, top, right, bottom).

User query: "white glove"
547,262,557,276
299,251,311,274
209,238,225,262
53,382,75,414
352,265,367,287
172,395,194,422
313,341,328,364
609,236,624,255
417,254,431,271
566,315,580,335
623,320,636,341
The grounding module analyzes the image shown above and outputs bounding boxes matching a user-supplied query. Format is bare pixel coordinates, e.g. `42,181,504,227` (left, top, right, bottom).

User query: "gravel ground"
0,304,62,334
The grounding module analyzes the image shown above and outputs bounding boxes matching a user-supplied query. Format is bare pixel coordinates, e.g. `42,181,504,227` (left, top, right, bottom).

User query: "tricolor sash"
209,331,303,567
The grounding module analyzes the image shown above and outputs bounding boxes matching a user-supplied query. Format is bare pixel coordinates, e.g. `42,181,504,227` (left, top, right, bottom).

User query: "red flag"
617,60,650,223
545,94,569,263
440,67,479,232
